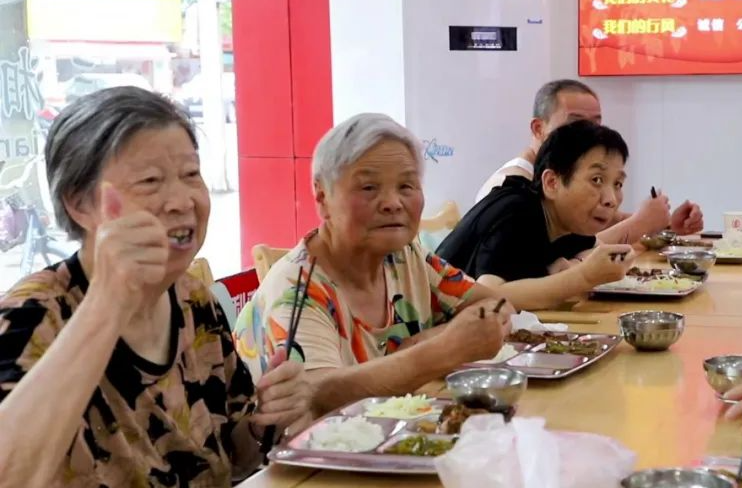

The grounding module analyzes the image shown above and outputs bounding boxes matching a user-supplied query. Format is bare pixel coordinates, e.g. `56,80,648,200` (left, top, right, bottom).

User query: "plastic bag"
511,311,568,333
435,414,635,488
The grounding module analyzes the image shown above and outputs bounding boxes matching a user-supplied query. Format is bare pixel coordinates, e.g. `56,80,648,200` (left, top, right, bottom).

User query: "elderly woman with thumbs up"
0,87,311,488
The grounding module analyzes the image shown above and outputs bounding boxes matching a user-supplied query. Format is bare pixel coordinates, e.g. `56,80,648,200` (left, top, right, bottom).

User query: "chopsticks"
478,298,507,320
260,257,317,462
611,233,630,262
535,311,602,325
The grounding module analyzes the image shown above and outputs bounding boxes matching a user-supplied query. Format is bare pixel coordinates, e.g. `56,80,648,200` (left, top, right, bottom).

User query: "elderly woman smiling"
0,87,310,487
236,113,515,416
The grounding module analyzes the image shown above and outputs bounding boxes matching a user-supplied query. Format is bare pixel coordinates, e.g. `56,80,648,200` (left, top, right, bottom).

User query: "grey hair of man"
311,113,424,191
532,79,598,121
45,86,197,240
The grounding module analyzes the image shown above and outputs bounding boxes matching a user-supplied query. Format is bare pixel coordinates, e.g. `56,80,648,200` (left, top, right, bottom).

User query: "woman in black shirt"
437,120,637,310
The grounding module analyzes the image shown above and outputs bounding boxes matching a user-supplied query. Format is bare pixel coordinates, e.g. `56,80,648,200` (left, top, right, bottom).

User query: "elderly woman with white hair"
235,113,515,416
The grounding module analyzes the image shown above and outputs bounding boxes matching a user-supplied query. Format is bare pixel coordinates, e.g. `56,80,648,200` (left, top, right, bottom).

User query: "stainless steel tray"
268,397,456,474
590,272,703,298
465,332,622,379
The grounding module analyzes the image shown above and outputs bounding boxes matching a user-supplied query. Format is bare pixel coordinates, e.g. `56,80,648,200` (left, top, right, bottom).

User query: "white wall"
329,0,406,125
402,0,550,217
550,1,742,230
329,1,742,229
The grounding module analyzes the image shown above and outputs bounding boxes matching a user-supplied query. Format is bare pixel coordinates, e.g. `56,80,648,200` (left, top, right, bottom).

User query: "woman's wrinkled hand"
723,385,742,420
440,297,514,364
251,348,313,437
90,182,169,313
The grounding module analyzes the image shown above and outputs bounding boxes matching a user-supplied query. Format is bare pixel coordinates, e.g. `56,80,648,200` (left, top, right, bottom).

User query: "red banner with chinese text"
579,0,742,76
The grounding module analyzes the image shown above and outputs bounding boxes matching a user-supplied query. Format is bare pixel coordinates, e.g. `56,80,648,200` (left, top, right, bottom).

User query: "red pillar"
232,0,333,268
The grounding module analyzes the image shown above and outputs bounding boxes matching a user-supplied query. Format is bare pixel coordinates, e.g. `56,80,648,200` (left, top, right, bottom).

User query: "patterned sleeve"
421,246,476,325
235,268,346,371
0,275,62,403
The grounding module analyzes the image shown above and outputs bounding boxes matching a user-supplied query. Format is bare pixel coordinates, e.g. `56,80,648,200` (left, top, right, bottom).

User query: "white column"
197,0,230,191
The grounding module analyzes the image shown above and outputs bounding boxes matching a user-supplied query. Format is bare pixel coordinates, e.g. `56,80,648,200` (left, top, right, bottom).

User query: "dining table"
237,250,742,488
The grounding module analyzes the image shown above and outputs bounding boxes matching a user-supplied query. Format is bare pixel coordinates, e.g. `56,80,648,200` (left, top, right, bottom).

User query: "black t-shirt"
436,176,596,281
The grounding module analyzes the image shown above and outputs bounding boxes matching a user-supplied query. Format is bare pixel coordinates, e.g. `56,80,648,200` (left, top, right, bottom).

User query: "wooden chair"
252,244,290,283
418,201,461,252
419,200,461,233
187,257,215,285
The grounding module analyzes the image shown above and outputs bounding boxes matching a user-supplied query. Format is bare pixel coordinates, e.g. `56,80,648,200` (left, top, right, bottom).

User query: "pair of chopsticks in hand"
651,185,674,234
260,258,317,461
608,186,658,262
479,298,507,319
609,233,631,262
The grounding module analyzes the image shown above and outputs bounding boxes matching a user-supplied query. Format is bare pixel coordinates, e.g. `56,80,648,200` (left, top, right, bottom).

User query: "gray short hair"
312,113,424,189
533,79,598,120
45,86,197,240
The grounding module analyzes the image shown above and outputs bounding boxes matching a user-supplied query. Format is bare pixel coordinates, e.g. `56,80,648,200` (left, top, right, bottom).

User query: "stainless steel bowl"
621,467,736,487
618,311,685,351
641,233,674,250
661,245,711,255
658,229,678,242
445,368,527,410
703,355,742,396
665,250,716,276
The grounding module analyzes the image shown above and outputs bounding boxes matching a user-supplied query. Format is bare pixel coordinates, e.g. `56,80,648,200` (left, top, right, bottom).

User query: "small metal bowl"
658,229,678,242
703,355,742,396
666,250,716,276
641,233,674,250
445,368,527,411
618,311,685,351
661,245,711,255
621,467,736,487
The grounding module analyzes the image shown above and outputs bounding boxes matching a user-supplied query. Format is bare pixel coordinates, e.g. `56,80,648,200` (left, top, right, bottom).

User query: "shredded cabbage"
365,394,438,419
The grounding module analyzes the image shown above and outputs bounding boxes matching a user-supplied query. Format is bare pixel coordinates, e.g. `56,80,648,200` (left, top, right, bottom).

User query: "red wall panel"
239,157,297,266
234,0,332,269
232,0,294,157
294,157,320,238
288,0,334,158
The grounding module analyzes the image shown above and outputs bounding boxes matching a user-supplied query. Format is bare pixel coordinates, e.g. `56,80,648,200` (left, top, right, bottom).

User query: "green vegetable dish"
384,436,455,456
543,339,601,356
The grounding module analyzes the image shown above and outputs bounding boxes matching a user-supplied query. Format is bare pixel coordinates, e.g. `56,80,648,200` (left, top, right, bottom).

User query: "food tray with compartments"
463,331,622,379
590,268,703,298
268,397,464,474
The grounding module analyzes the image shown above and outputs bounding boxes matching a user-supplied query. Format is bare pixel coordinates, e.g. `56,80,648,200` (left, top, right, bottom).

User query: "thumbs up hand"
90,182,169,313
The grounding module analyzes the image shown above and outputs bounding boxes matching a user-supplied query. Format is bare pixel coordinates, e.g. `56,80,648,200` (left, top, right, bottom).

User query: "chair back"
252,244,290,282
418,201,461,252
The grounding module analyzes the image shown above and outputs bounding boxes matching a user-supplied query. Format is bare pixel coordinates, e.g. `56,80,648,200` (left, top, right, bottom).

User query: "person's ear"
531,117,547,141
540,169,562,200
314,179,330,220
63,190,98,233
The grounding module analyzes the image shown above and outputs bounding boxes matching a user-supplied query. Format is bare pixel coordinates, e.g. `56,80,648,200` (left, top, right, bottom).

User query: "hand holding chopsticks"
581,244,636,287
443,297,514,364
636,189,671,233
255,258,317,462
609,233,631,261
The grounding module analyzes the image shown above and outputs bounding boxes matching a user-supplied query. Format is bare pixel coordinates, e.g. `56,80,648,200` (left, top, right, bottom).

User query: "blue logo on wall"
422,138,455,163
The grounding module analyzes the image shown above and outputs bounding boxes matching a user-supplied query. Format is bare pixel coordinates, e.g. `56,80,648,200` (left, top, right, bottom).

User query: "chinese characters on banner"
580,0,742,75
